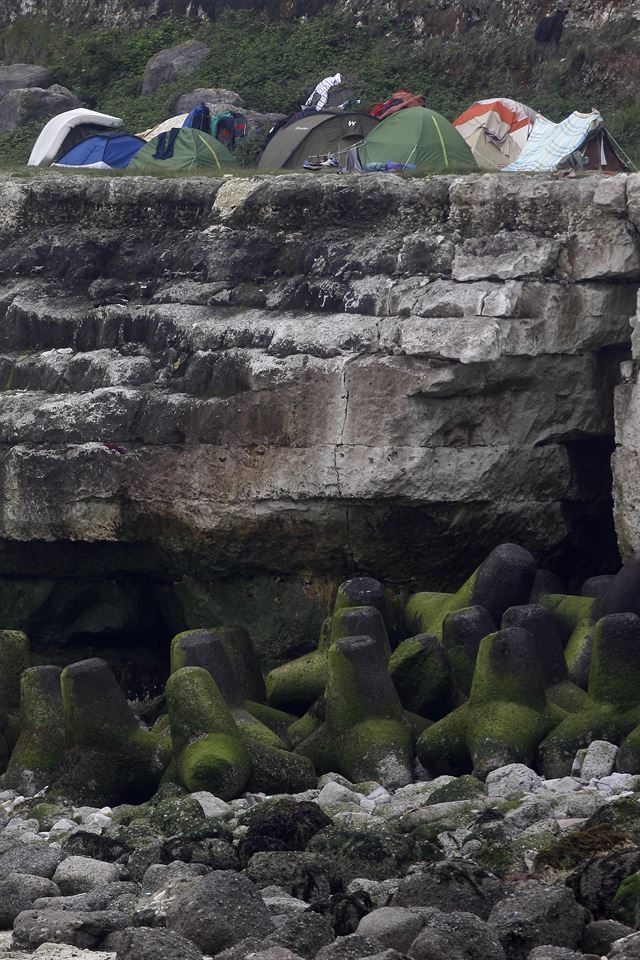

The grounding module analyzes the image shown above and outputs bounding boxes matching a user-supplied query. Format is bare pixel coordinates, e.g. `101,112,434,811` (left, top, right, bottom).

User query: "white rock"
189,791,234,820
485,764,542,798
317,772,355,790
317,781,363,810
580,740,619,780
539,776,582,794
80,812,112,830
597,773,640,793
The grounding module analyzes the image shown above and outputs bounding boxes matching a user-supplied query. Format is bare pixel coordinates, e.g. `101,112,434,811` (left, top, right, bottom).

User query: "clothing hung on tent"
303,74,343,111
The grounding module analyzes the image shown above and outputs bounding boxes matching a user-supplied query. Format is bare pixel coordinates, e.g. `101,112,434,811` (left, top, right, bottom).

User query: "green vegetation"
0,10,639,166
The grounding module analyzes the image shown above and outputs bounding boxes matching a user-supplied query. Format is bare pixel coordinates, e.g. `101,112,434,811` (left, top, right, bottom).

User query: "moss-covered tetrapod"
417,627,565,778
56,657,170,805
166,665,251,799
266,578,387,714
5,665,65,791
298,634,413,787
538,613,640,777
405,544,536,641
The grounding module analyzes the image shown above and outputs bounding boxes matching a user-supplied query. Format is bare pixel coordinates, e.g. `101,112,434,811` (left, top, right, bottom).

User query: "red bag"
369,90,426,120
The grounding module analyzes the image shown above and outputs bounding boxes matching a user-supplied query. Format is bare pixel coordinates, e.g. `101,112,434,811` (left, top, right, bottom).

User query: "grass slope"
0,9,639,166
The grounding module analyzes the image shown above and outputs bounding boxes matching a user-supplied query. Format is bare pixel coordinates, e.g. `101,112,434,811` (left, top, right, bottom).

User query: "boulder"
0,85,79,133
408,907,505,960
12,908,132,950
391,860,504,920
357,907,425,952
580,740,619,779
247,851,341,902
270,911,335,958
175,87,247,112
0,64,51,97
581,919,634,955
0,873,60,928
141,42,210,94
165,870,274,954
0,840,64,879
485,764,542,799
316,934,388,960
53,856,121,895
115,927,203,960
238,798,331,860
487,880,588,960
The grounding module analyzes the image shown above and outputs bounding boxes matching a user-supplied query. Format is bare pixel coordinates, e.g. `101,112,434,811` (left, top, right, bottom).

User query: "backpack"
369,90,426,120
183,103,211,132
210,110,248,150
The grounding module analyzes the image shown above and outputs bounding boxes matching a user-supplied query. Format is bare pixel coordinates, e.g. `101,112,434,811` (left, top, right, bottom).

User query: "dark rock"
161,835,239,869
316,934,388,960
0,84,79,132
0,841,65,879
115,926,203,960
239,799,331,860
0,873,60,928
567,848,640,917
309,826,438,885
62,829,129,861
391,860,504,920
165,870,274,953
142,860,210,892
0,64,51,97
581,919,634,955
33,882,140,914
487,881,588,960
270,911,334,958
311,890,374,936
526,949,583,960
247,851,342,902
215,937,266,960
141,42,210,94
408,907,505,960
12,908,132,950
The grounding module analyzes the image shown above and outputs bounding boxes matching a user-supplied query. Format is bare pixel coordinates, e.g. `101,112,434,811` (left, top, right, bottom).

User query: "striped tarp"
503,111,601,172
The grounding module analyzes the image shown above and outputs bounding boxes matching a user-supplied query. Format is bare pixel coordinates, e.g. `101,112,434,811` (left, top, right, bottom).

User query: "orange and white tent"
453,98,537,169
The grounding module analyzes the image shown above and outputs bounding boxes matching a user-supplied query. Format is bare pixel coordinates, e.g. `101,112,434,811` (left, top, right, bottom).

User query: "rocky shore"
1,545,640,958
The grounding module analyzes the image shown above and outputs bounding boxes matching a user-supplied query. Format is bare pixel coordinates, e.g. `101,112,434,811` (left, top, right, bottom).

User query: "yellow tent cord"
431,116,449,170
196,132,222,170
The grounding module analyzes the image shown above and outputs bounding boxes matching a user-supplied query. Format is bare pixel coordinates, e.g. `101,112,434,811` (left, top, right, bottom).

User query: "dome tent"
129,127,236,174
453,98,537,169
357,107,477,174
258,111,378,170
54,131,145,169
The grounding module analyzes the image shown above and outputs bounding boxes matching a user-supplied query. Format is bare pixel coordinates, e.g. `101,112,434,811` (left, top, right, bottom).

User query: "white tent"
28,108,122,167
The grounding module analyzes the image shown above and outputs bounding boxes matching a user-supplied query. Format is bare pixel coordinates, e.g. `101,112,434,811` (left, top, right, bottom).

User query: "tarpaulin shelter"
54,131,145,169
453,98,537,169
503,111,629,173
357,107,477,174
129,127,237,174
258,111,378,170
28,108,123,167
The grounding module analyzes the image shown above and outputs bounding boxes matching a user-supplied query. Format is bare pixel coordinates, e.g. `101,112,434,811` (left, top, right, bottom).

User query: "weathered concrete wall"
0,171,638,664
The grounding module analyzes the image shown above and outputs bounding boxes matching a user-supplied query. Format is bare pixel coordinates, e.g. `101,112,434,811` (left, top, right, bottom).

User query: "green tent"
129,127,237,174
358,107,477,174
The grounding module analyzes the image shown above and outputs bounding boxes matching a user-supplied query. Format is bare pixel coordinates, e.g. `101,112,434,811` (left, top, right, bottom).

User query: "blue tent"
55,132,145,169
